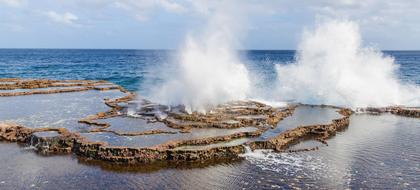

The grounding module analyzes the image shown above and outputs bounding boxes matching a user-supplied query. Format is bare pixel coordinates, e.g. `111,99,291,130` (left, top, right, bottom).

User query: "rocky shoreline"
0,78,418,165
360,107,420,118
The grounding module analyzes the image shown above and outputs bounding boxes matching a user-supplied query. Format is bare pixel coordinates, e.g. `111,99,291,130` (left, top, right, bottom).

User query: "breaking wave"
151,1,251,113
274,20,420,108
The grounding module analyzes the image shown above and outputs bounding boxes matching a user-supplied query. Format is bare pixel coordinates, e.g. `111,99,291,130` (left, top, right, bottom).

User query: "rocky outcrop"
249,108,352,151
0,123,248,164
0,123,33,142
0,78,358,165
0,87,91,97
0,108,351,164
0,78,124,96
159,102,295,130
389,107,420,118
78,91,136,129
0,123,78,153
362,107,420,118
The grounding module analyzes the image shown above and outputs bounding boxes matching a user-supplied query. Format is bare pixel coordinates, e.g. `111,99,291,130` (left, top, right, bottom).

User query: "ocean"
1,49,419,92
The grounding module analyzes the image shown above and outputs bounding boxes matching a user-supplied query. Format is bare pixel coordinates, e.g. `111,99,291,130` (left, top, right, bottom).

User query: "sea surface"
0,49,419,189
0,49,419,93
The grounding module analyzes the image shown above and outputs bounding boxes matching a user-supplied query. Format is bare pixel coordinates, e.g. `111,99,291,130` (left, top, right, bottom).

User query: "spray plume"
275,20,420,108
151,1,251,113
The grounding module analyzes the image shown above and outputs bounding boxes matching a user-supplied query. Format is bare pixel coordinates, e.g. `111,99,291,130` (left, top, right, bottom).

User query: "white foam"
151,1,251,113
241,149,322,173
248,98,288,108
274,20,420,108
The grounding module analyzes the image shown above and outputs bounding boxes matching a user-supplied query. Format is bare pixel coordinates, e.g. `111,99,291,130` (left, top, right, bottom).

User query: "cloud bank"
1,0,420,49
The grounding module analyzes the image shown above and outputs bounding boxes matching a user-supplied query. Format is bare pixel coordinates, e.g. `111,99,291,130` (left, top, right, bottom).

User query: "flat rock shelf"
0,78,418,165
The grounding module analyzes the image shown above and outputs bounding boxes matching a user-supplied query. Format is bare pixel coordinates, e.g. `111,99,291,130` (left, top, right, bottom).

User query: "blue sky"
1,0,420,50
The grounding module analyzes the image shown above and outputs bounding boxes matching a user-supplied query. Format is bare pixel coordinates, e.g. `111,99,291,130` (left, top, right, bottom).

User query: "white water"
152,18,420,112
240,147,330,175
275,20,420,108
152,2,250,113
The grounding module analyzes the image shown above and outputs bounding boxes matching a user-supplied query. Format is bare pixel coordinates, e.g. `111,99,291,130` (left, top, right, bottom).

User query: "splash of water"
152,2,251,113
275,20,420,108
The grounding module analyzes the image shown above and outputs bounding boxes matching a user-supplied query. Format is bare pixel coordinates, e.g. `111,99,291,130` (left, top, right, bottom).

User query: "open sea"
0,49,419,189
0,49,419,92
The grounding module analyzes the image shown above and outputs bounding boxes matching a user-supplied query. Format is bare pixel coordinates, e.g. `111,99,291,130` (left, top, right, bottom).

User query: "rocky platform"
0,78,418,165
359,107,420,118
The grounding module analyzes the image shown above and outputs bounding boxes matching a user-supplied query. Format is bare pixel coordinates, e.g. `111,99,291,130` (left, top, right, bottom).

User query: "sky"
0,0,420,50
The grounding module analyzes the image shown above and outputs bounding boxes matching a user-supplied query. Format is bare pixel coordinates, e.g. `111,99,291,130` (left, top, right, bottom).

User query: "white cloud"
269,0,420,24
0,0,24,7
156,0,184,12
114,0,185,21
245,0,420,49
45,11,79,25
1,0,420,49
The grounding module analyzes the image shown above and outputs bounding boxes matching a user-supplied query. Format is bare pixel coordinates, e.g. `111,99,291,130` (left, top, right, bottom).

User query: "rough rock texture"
0,78,365,165
135,101,296,130
0,123,248,164
78,91,136,129
249,108,352,151
389,107,420,118
0,78,124,96
0,107,351,164
0,123,32,142
362,107,420,118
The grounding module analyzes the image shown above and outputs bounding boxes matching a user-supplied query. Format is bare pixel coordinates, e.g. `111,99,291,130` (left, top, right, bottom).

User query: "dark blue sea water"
0,49,418,93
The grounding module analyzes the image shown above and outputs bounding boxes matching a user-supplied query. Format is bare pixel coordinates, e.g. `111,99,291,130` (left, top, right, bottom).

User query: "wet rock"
249,108,351,151
0,78,366,165
390,107,420,118
0,78,125,97
361,106,420,118
28,131,74,153
0,123,32,142
285,147,319,153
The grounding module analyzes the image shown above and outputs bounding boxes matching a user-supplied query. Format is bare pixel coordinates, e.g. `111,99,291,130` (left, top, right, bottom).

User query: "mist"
274,20,420,108
149,1,251,113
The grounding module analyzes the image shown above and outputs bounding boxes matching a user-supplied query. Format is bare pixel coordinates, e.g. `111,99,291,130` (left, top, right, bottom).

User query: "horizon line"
1,48,420,51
